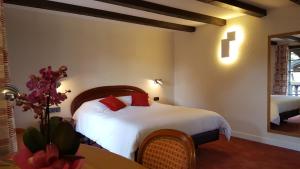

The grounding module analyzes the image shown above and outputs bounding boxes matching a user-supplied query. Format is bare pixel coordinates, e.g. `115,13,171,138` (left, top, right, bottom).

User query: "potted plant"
13,66,84,169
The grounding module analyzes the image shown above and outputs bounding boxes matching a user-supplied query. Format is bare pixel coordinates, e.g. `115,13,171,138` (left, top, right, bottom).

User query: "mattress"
73,100,231,159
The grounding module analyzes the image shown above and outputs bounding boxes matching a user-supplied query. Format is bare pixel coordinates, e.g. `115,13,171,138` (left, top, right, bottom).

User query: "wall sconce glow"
56,81,65,93
153,79,163,86
219,25,244,65
148,79,163,90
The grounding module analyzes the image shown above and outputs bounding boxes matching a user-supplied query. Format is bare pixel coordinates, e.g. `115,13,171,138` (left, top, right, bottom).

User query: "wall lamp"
153,79,163,86
1,84,20,101
221,31,236,58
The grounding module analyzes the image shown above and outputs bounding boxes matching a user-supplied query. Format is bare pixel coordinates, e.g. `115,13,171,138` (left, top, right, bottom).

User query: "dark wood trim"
270,41,277,46
267,35,272,137
290,45,300,49
285,35,300,42
269,31,300,39
95,0,226,26
4,0,196,32
291,0,300,5
198,0,267,17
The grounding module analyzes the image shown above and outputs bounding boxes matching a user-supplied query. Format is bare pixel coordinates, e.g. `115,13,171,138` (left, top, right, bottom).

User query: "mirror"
268,31,300,137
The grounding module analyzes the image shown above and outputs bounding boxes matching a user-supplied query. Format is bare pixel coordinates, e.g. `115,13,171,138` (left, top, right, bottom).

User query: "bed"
270,95,300,125
71,85,231,159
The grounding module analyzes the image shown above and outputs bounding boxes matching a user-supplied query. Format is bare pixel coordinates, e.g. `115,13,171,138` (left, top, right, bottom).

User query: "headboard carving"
70,85,146,115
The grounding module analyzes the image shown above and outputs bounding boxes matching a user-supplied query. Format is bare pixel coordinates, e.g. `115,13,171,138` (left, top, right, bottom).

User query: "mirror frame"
267,31,300,137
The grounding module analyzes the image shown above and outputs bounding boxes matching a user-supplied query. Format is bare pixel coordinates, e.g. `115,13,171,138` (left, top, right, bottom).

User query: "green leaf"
23,127,46,153
52,122,80,155
49,116,63,142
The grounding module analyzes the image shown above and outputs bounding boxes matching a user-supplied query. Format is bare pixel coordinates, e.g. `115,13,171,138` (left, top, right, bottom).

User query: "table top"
0,144,145,169
79,144,146,169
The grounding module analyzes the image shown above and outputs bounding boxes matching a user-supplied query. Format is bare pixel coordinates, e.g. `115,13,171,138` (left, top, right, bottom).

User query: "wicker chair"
137,129,196,169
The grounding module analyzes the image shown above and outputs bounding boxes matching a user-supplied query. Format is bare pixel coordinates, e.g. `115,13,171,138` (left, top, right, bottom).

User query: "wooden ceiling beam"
285,36,300,42
290,45,300,49
4,0,196,32
198,0,267,17
95,0,226,26
290,0,300,5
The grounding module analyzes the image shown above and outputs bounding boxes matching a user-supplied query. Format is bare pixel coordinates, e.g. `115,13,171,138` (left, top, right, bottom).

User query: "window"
288,50,300,96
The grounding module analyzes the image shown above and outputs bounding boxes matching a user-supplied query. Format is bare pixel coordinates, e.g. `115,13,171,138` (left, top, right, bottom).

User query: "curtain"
272,45,289,95
0,0,17,157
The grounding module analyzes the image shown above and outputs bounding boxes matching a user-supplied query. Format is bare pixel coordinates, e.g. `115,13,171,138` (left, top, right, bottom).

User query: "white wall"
6,3,300,150
5,6,174,128
174,5,300,150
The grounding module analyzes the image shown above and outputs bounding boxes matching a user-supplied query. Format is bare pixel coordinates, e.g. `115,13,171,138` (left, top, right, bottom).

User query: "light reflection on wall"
146,79,162,100
54,79,76,117
218,25,245,65
56,81,66,93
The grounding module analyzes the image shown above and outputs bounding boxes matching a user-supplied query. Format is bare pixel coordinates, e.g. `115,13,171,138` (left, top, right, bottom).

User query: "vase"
13,146,84,169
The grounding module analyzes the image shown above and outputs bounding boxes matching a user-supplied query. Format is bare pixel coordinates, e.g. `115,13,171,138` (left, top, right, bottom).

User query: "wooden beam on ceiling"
285,36,300,42
95,0,226,26
290,45,300,49
198,0,267,17
290,0,300,5
4,0,196,32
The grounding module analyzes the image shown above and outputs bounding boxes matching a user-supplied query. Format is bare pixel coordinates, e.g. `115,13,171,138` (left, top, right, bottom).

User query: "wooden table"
79,144,146,169
0,144,146,169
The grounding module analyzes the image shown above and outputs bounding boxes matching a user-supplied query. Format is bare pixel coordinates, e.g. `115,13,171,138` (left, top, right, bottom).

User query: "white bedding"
73,100,231,159
271,95,300,125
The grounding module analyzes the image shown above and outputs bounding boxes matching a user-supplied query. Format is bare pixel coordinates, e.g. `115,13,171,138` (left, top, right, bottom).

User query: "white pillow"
117,96,132,105
81,99,108,112
73,99,109,120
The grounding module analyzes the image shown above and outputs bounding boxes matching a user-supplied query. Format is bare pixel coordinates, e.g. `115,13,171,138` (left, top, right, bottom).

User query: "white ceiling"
16,0,298,27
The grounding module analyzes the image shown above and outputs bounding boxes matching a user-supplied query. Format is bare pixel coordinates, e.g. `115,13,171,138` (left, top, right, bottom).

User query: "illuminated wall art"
219,25,245,65
222,31,236,58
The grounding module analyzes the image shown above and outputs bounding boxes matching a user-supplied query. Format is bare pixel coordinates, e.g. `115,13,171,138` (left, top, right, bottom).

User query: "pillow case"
131,92,150,106
99,95,126,111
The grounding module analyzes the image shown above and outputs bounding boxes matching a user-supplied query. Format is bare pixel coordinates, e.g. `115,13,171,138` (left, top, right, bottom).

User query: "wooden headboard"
70,85,146,115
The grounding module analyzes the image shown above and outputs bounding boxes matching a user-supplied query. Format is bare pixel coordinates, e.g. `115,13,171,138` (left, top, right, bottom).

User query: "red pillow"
99,95,126,111
131,92,150,106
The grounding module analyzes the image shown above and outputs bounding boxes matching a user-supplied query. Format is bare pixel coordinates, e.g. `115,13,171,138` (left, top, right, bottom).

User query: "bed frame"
279,108,300,123
71,85,219,148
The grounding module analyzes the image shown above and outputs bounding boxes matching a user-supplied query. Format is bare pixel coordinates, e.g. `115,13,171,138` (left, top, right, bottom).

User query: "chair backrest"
137,129,196,169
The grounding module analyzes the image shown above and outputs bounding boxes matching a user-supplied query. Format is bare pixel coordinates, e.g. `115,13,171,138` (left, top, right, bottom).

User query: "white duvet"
73,100,231,159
